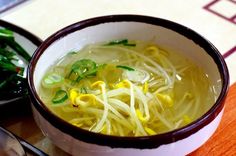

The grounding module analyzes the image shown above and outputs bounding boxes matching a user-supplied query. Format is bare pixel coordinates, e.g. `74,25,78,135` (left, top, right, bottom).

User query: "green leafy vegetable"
80,87,88,94
0,74,15,89
52,90,68,104
0,28,31,62
0,29,14,40
6,39,31,62
0,48,15,59
0,28,30,100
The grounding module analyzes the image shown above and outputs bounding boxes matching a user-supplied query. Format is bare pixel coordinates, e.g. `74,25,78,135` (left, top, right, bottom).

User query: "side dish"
0,28,30,100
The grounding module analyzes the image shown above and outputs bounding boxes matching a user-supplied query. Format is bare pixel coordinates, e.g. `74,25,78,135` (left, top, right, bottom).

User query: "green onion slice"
69,59,97,82
105,39,136,47
106,39,128,45
42,73,64,88
52,90,68,104
80,87,88,94
116,65,135,71
72,59,96,75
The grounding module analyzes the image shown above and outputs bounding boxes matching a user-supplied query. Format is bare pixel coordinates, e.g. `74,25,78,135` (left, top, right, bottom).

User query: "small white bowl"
28,15,229,156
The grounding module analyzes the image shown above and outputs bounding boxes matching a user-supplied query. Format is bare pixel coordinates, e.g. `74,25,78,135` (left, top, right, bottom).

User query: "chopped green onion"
80,87,88,94
52,90,68,104
116,65,135,71
68,59,97,82
106,39,128,45
105,39,136,47
71,59,96,75
42,73,64,88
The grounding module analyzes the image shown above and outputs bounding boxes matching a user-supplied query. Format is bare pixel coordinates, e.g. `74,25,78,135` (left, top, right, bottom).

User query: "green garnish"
106,39,128,45
42,73,64,88
68,59,98,82
105,39,136,47
68,51,77,55
52,89,68,104
80,87,88,94
116,65,135,71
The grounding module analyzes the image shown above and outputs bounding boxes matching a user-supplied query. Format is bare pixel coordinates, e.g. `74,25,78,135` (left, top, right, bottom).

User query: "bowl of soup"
27,15,229,156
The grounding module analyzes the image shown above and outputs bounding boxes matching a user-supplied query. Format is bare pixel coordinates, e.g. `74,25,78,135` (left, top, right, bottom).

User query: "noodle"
39,39,216,136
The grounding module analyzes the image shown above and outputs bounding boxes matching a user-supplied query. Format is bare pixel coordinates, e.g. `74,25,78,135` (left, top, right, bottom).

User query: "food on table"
39,39,217,136
0,28,30,100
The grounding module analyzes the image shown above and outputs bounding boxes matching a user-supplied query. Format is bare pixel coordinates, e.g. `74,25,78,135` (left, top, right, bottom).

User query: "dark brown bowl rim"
0,20,42,47
0,20,42,106
27,15,229,149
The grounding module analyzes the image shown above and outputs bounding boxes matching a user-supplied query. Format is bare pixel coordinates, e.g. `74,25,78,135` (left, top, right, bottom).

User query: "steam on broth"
39,39,217,136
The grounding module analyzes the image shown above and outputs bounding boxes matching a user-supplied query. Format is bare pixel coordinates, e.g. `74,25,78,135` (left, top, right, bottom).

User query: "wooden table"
189,82,236,156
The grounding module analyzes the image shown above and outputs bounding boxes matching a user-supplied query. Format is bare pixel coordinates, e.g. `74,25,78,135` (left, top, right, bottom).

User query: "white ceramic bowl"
28,15,229,156
0,20,42,117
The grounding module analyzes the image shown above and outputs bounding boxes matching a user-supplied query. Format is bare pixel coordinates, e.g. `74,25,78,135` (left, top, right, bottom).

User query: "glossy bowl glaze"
28,15,229,156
